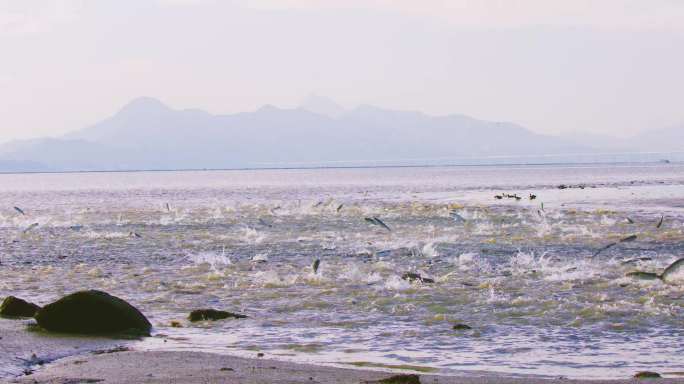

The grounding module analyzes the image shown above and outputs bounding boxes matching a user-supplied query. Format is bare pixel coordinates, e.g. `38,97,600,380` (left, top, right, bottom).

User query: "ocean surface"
1,163,684,379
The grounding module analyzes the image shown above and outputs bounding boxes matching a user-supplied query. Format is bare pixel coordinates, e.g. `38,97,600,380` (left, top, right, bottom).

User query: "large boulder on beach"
35,290,151,336
188,309,247,322
0,296,41,318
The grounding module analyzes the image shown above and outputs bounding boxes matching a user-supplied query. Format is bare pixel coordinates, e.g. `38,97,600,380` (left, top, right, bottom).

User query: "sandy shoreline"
3,318,684,384
3,349,684,384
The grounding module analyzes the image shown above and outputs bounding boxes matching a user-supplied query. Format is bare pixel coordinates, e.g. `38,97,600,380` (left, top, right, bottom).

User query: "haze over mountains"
0,96,681,172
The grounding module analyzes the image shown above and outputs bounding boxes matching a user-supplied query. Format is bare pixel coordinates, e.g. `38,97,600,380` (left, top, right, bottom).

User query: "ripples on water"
1,164,684,378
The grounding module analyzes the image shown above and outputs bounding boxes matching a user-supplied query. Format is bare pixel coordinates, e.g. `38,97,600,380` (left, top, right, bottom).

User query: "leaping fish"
593,234,637,258
14,206,25,215
23,223,39,233
401,272,434,284
251,253,268,263
626,257,684,284
364,217,391,232
656,215,664,229
625,271,660,280
620,257,652,265
312,258,321,274
660,257,684,284
449,210,466,224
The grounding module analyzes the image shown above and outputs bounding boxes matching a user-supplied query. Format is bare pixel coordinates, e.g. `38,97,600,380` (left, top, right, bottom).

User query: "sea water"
1,163,683,379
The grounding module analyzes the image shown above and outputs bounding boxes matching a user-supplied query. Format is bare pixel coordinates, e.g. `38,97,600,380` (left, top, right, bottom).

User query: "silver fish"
372,217,391,232
312,258,321,274
593,235,637,257
401,272,434,284
364,217,391,232
23,223,38,233
620,234,637,243
620,257,652,265
625,271,660,280
449,210,466,223
661,257,684,284
14,206,25,215
624,258,684,284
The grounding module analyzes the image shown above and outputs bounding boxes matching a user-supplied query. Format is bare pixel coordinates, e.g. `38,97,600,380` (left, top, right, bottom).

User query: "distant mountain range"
561,124,684,153
0,96,681,172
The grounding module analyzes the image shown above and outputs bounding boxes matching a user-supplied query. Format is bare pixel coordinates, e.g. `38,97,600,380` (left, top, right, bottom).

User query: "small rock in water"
0,296,41,318
634,371,661,379
35,290,151,336
401,272,434,284
452,323,472,330
188,309,247,322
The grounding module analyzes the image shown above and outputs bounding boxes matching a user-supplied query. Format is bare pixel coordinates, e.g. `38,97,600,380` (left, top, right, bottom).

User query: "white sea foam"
188,250,232,269
380,275,411,291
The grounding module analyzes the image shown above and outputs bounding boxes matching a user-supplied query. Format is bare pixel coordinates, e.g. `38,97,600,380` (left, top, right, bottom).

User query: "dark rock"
188,309,247,322
35,290,151,336
401,272,434,284
634,371,661,379
374,374,421,384
452,323,472,330
0,296,41,318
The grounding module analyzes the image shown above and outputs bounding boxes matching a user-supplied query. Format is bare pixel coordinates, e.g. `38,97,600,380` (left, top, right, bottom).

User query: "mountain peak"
118,97,171,115
300,94,345,118
256,104,283,113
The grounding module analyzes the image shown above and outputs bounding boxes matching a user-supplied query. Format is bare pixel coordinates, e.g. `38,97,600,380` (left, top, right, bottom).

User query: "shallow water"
1,164,684,379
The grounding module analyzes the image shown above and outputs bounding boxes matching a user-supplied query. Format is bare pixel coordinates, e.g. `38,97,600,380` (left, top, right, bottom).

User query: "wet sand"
5,350,684,384
0,319,128,378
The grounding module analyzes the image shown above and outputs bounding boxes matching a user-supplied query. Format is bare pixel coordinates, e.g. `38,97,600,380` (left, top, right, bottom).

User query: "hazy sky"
1,0,683,143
